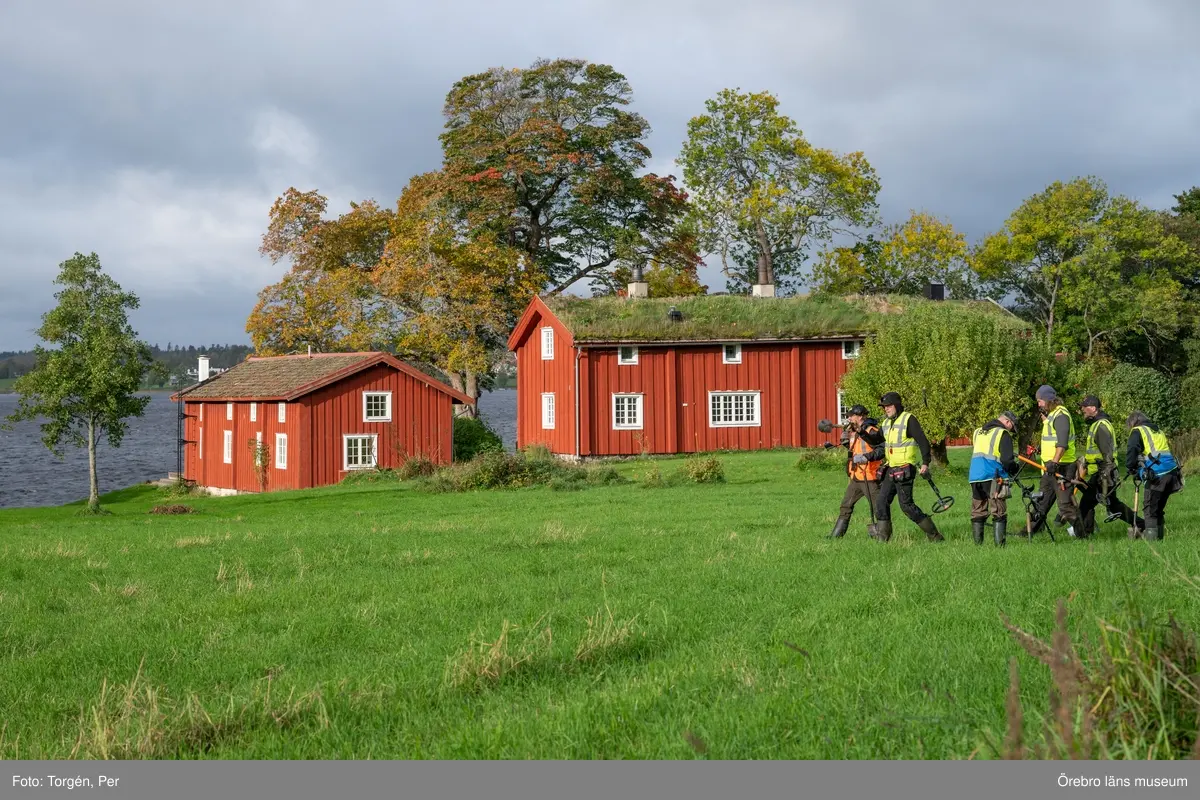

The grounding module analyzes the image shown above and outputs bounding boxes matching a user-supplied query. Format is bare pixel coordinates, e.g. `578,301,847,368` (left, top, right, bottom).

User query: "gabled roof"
170,352,474,404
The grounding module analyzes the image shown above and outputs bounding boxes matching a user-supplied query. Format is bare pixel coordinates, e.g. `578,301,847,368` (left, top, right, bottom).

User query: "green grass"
544,293,1019,342
1,449,1197,759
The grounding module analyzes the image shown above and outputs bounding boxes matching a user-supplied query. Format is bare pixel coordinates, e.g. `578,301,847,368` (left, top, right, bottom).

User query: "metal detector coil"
922,473,955,513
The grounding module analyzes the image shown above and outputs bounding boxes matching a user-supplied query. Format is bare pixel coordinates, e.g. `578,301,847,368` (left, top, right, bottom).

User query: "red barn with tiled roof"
170,352,473,494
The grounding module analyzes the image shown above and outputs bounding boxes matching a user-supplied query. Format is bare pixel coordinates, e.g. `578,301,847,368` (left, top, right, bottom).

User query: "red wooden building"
507,293,873,457
170,352,473,494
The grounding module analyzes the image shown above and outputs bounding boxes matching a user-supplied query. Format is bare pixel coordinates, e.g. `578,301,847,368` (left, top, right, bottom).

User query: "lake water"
0,388,518,510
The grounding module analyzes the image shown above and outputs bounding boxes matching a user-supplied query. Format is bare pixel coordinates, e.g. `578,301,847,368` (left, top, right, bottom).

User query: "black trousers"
1142,472,1184,531
1077,468,1141,534
837,478,881,523
874,466,928,524
1033,462,1079,531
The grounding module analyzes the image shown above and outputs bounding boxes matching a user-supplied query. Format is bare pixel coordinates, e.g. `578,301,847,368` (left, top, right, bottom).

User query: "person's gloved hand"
919,463,929,476
1045,460,1060,476
852,454,867,465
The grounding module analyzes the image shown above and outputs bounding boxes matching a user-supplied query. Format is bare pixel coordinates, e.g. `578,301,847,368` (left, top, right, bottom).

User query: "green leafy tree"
811,211,978,298
677,88,880,294
975,177,1190,356
3,253,164,513
838,302,1061,465
1090,363,1182,437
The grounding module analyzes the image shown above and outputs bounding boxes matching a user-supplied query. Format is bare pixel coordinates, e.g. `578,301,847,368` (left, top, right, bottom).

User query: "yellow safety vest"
1083,417,1114,478
1134,425,1178,477
1040,406,1076,463
883,411,919,468
972,427,1004,459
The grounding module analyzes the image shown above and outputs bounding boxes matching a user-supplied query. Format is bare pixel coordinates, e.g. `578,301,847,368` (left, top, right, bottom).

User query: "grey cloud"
1,0,1197,348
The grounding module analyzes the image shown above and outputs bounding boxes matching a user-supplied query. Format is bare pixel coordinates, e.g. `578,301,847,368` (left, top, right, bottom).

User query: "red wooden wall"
184,399,310,492
514,308,577,453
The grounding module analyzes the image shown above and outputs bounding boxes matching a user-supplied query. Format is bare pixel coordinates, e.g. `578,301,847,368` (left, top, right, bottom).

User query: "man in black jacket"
1076,396,1142,537
828,405,886,539
1124,411,1183,541
871,391,944,543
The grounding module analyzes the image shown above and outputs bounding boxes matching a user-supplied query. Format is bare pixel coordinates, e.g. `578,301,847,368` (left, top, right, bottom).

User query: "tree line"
0,344,253,385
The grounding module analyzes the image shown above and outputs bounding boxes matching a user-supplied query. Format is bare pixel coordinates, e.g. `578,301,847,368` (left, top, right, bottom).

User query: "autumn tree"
975,177,1190,357
810,211,977,298
374,172,543,413
439,58,695,294
3,253,164,512
677,88,880,294
246,189,399,354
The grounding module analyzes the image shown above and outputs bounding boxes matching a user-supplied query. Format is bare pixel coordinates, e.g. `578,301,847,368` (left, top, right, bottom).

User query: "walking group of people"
828,384,1184,545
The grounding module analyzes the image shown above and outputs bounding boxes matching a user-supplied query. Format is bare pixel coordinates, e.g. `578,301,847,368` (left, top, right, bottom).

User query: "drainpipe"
574,346,582,459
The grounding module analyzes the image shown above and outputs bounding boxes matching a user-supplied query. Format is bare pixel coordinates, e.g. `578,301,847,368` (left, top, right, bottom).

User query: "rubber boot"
828,518,849,539
871,520,892,543
1143,518,1162,541
971,519,985,545
993,518,1007,547
918,516,944,542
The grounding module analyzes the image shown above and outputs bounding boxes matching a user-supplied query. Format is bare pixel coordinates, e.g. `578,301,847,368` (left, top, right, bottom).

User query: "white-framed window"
250,402,257,422
277,402,286,423
837,389,849,426
709,391,761,427
842,340,861,360
618,346,638,365
198,427,203,460
363,391,392,422
223,430,233,463
541,327,555,360
541,393,556,429
275,433,287,469
722,343,742,364
254,431,264,466
612,394,643,430
226,402,233,421
343,434,377,470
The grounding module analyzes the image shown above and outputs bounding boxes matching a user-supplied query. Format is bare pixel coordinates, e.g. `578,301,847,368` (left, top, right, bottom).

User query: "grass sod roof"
175,353,376,399
543,293,1021,343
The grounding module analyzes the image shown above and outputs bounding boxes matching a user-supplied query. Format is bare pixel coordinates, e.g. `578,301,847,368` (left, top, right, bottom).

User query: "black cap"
1080,395,1101,409
848,404,869,417
879,392,902,407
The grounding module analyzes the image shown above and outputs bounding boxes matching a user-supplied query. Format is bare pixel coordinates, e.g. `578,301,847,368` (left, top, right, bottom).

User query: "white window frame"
343,434,378,471
255,431,264,466
198,427,203,460
223,430,233,464
275,433,287,469
250,402,257,422
842,340,862,360
541,327,555,360
837,389,848,426
226,402,233,421
363,391,392,423
612,393,644,430
541,393,556,430
722,343,742,365
708,391,762,428
277,402,286,423
618,346,639,366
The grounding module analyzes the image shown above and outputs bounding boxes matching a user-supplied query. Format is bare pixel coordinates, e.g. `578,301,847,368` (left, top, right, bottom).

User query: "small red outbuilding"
506,294,871,458
171,351,473,494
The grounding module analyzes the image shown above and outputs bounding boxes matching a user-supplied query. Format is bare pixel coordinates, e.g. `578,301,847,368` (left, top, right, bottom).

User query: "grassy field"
1,449,1197,759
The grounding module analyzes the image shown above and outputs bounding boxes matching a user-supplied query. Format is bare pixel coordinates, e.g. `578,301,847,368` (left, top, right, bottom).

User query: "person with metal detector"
967,411,1019,546
1077,396,1143,538
1124,410,1183,541
1028,385,1081,537
820,405,885,539
871,391,946,543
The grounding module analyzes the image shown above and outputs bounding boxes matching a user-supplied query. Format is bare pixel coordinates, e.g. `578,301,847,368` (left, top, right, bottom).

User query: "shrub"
452,416,504,462
683,455,724,483
1093,363,1182,436
417,450,630,493
397,455,437,480
149,505,194,515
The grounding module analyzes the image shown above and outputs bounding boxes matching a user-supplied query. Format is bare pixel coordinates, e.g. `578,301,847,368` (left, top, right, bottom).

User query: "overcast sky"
1,0,1197,351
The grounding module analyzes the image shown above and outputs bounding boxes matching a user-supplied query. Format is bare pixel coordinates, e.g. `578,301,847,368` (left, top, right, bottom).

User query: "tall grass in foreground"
983,552,1200,759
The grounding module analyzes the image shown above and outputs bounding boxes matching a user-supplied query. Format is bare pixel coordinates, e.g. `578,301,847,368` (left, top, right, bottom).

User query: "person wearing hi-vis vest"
968,411,1019,547
1077,396,1143,538
1124,410,1183,541
828,404,886,539
871,391,944,543
1028,385,1081,536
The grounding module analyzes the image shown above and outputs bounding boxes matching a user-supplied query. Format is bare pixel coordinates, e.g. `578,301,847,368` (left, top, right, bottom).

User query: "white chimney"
751,283,776,297
627,265,649,299
198,356,210,382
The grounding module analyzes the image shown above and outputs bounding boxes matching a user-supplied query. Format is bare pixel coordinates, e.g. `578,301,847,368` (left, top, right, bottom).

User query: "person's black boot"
971,520,985,545
993,518,1007,547
871,520,892,543
918,516,944,542
828,518,849,539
